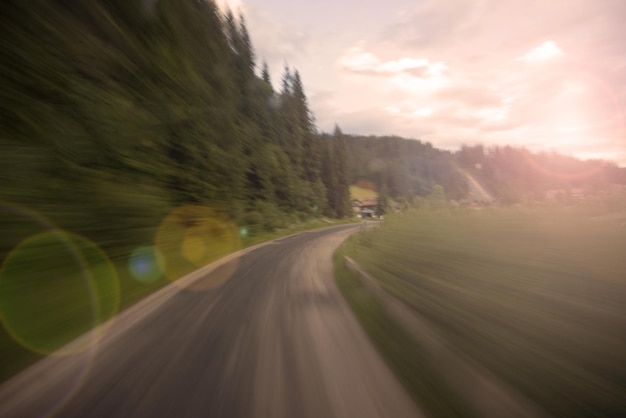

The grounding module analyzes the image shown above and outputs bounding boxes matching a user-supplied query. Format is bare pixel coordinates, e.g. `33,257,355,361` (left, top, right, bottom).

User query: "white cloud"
378,57,429,73
339,47,447,79
515,41,563,63
338,48,380,72
414,108,433,117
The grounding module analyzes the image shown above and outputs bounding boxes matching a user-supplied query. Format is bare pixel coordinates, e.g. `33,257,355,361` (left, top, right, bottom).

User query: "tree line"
0,0,351,262
343,134,469,202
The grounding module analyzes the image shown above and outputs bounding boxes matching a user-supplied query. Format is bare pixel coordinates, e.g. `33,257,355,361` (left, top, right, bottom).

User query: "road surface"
0,224,421,418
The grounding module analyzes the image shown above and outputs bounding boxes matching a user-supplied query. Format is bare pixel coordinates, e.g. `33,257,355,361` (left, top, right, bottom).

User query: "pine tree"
238,14,254,71
291,70,313,132
278,64,300,164
261,61,271,85
321,134,338,217
281,64,292,95
332,125,351,217
376,185,389,217
292,70,318,182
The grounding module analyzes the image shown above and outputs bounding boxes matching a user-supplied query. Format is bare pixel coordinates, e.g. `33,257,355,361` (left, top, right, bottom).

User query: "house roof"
360,196,379,206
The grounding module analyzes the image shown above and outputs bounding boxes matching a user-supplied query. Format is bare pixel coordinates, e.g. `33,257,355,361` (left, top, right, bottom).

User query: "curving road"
0,224,421,418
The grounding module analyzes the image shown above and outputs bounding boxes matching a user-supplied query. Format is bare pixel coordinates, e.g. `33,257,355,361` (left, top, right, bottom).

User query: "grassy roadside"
335,208,626,418
0,217,354,383
334,247,475,418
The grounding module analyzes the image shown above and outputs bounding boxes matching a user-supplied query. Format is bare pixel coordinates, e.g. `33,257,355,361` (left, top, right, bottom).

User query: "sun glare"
414,107,433,117
543,75,624,153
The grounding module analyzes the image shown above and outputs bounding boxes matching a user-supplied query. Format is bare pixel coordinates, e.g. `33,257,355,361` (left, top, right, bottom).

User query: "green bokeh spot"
0,231,119,355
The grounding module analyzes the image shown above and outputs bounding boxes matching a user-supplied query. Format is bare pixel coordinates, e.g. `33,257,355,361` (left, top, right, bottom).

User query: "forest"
0,0,355,266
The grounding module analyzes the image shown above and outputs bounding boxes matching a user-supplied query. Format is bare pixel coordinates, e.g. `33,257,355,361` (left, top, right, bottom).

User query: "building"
352,196,379,218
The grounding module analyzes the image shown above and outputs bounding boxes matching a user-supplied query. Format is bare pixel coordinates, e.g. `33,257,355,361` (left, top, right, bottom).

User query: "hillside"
0,1,353,266
349,185,377,200
343,134,468,201
457,145,626,204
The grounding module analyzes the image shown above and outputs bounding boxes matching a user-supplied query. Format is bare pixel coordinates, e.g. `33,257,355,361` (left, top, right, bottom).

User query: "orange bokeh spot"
155,205,241,290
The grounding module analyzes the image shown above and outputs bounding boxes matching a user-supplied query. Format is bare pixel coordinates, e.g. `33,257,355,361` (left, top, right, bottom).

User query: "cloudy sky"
218,0,626,165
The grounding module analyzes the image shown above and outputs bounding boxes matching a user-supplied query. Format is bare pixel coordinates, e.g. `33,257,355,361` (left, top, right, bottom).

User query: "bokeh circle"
0,230,119,355
155,205,241,290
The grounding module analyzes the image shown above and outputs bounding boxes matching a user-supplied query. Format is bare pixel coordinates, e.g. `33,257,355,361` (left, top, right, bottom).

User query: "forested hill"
343,134,468,201
456,145,626,204
341,135,626,205
0,0,352,262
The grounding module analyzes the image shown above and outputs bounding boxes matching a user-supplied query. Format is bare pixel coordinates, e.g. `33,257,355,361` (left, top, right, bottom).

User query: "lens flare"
0,203,114,416
155,205,241,290
128,246,165,283
182,235,206,264
0,231,119,356
523,152,609,181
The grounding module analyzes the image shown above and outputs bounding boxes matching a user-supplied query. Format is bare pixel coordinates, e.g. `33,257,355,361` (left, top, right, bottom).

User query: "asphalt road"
0,224,421,418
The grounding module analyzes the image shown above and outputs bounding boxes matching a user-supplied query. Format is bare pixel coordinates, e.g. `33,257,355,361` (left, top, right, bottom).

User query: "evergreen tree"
291,70,313,133
261,61,271,84
376,187,389,217
281,64,292,95
292,71,319,183
321,134,338,217
238,14,254,71
332,126,351,217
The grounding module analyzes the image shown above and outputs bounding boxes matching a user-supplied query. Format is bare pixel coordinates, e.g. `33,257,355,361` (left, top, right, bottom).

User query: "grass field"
0,216,353,383
334,249,477,418
336,208,626,418
350,184,378,200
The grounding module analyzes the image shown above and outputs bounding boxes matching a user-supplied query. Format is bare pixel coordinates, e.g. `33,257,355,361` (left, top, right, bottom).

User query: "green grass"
350,184,377,200
334,248,476,418
336,208,626,418
0,216,354,383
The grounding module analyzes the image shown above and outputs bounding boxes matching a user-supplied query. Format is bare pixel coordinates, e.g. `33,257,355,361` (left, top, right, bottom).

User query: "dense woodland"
344,134,468,201
0,0,354,263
